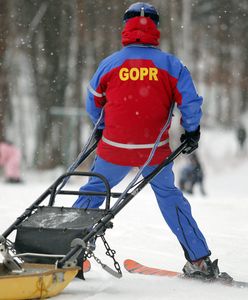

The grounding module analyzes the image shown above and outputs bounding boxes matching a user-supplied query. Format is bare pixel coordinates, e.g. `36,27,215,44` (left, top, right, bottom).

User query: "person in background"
236,124,247,153
73,2,223,279
0,140,22,183
179,152,206,196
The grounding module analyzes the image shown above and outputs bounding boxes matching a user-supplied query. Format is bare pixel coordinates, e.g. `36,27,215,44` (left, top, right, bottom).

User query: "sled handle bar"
2,140,99,239
48,171,111,209
55,138,99,194
57,141,188,268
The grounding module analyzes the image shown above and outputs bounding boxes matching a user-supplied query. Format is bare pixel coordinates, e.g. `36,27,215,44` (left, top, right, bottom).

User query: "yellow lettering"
119,68,129,81
119,67,159,81
129,68,139,81
140,67,149,80
149,67,158,81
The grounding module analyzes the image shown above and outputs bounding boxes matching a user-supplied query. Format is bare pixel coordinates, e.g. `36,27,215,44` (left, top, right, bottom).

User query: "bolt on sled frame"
0,135,187,300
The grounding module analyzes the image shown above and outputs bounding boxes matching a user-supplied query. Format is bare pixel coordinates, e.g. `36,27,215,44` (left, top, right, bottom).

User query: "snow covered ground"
1,129,248,300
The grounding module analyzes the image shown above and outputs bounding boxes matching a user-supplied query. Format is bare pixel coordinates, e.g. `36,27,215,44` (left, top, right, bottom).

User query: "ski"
124,259,248,289
82,259,91,272
76,259,91,280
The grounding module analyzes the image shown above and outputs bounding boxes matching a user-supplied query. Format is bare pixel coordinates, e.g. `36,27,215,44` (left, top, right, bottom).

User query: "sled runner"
0,127,188,299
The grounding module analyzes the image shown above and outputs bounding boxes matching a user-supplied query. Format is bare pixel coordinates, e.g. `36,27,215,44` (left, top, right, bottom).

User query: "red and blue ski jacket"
86,17,203,166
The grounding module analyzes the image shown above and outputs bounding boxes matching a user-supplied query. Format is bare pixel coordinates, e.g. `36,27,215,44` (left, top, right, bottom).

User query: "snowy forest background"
0,0,248,170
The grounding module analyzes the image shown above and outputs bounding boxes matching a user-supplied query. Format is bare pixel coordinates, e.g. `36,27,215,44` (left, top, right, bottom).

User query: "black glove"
180,126,200,154
94,129,103,141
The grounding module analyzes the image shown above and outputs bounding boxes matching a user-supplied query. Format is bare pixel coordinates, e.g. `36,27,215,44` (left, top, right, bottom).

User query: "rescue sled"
0,125,187,299
0,262,79,300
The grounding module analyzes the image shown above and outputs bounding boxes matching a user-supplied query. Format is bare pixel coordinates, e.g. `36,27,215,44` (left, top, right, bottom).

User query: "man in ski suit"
73,2,220,279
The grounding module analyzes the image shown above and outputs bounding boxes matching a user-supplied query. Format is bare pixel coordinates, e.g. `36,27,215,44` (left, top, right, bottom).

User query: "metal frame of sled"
0,139,187,300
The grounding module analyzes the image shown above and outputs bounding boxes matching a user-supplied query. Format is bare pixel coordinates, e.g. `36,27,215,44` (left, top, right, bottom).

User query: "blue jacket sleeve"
85,62,107,129
176,66,203,132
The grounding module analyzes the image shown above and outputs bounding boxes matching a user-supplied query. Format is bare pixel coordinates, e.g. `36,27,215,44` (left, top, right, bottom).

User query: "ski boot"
183,257,233,283
183,257,220,280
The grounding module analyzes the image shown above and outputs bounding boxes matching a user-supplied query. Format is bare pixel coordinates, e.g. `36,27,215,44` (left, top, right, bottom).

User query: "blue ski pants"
72,156,210,261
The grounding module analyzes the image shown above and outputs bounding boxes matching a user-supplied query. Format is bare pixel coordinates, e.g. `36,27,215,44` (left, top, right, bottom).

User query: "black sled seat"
14,206,107,264
10,171,112,264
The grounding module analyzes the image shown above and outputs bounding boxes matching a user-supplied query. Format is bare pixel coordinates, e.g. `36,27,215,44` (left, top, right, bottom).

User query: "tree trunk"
182,0,192,66
0,1,9,140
